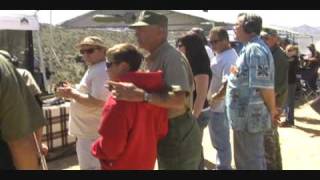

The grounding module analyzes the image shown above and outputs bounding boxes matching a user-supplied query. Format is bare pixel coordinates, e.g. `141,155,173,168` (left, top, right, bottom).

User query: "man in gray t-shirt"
108,10,201,170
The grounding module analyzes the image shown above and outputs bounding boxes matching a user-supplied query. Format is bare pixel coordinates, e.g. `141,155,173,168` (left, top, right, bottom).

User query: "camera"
53,81,68,92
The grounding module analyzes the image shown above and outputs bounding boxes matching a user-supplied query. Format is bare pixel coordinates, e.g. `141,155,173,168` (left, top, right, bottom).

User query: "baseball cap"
308,43,315,49
129,10,168,28
76,36,106,49
260,28,278,37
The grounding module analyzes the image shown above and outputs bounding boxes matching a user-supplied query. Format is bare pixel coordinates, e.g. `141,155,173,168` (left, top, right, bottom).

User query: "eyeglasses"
287,49,297,53
209,39,221,44
80,48,98,55
106,61,113,69
177,44,184,48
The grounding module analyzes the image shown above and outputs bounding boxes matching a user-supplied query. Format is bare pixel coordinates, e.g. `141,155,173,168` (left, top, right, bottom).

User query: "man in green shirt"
0,53,47,170
108,10,201,169
261,29,289,170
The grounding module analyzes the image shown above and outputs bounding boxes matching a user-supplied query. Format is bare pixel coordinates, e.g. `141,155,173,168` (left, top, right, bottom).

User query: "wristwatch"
143,92,151,103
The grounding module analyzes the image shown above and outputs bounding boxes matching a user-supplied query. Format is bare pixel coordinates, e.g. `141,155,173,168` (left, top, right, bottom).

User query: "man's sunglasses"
209,39,221,44
106,61,114,69
80,48,98,55
177,44,184,48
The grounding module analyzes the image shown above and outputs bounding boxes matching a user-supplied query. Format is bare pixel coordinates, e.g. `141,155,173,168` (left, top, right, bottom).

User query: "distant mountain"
291,24,320,37
289,25,320,53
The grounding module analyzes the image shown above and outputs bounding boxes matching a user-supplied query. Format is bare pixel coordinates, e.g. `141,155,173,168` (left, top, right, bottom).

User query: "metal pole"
34,11,49,93
33,132,48,170
26,31,34,75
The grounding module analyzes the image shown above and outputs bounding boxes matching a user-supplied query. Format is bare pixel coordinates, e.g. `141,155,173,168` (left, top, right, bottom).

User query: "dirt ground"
47,99,320,170
202,101,320,170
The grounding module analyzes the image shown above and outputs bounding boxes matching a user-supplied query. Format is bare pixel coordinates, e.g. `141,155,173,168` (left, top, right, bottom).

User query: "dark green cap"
129,10,168,28
261,28,278,37
308,43,315,49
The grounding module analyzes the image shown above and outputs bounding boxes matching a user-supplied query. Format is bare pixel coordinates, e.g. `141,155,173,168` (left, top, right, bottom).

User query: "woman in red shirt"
91,43,168,170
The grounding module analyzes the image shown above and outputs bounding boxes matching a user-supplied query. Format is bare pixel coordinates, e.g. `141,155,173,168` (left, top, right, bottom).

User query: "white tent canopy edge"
0,14,39,30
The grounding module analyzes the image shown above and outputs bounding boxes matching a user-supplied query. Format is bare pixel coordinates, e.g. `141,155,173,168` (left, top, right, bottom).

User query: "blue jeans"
196,108,211,169
197,108,211,130
285,84,296,124
233,130,266,170
208,111,232,170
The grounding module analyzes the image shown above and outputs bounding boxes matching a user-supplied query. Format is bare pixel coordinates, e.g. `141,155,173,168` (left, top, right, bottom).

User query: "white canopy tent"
0,14,40,31
0,12,47,92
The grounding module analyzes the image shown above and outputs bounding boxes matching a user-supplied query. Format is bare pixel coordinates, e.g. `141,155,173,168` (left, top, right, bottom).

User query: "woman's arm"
192,74,209,119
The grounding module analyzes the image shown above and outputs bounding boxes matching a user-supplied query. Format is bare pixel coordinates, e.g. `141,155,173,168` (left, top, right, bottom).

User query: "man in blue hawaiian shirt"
225,13,280,170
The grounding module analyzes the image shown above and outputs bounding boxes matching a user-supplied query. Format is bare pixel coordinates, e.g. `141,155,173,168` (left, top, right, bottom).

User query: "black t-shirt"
309,51,320,69
189,58,212,109
288,55,299,84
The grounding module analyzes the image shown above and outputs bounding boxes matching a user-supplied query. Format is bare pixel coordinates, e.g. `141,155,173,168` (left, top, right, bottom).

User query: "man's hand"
55,81,74,99
108,81,144,102
211,93,224,102
209,93,223,108
41,143,48,157
230,65,239,76
271,108,282,127
56,86,76,99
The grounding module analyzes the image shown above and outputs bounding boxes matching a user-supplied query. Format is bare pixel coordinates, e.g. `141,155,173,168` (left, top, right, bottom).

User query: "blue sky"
1,10,320,28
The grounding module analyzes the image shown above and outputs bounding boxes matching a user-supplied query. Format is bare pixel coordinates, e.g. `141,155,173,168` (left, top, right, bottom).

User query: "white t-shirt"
208,48,238,113
205,45,215,64
69,60,109,139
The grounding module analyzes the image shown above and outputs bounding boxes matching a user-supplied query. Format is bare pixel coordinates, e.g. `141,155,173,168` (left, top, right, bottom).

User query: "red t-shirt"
91,71,168,170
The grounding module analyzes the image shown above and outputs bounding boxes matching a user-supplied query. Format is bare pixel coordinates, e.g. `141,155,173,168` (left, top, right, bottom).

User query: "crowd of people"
1,10,320,170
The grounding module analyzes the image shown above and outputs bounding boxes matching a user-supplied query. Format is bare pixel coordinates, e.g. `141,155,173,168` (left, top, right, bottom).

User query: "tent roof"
60,10,218,32
0,14,39,31
264,25,312,38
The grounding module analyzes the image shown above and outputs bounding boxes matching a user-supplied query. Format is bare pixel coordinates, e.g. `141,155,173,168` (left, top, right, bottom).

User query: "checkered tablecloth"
42,102,76,152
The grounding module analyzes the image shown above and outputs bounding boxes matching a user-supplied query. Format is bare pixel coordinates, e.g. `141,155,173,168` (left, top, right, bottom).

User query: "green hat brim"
129,21,150,28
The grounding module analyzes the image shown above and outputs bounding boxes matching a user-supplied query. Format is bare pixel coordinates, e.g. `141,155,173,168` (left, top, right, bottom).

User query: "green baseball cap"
129,10,168,28
261,28,278,37
308,43,315,49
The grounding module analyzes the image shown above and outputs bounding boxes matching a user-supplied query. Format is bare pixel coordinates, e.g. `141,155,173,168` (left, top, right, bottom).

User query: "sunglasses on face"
209,39,221,44
106,61,120,69
106,61,113,69
80,48,98,55
177,44,184,48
